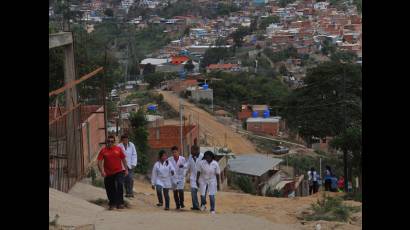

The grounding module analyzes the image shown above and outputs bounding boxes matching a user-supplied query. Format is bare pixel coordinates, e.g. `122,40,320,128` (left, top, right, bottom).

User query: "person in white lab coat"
151,150,175,210
168,146,188,209
117,134,138,198
197,151,220,214
186,139,203,210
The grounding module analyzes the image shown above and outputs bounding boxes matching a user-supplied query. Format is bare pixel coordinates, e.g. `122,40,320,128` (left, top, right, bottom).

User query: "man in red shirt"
98,135,129,210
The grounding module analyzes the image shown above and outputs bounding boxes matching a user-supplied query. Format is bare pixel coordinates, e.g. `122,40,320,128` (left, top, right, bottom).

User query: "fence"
49,33,106,192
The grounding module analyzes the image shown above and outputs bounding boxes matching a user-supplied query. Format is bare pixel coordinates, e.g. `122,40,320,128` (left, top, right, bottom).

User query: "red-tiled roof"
207,64,239,70
171,56,190,65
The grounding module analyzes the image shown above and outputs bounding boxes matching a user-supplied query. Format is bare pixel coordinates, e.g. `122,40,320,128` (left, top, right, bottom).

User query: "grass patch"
228,174,257,195
343,192,362,202
89,198,131,208
92,178,105,189
304,194,360,222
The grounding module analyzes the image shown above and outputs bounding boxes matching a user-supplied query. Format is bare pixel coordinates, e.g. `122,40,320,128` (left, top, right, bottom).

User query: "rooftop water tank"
203,84,208,90
263,110,270,118
148,105,157,111
252,111,259,118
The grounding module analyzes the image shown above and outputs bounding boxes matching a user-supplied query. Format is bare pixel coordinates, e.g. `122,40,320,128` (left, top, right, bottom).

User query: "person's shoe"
129,194,135,198
191,207,200,211
125,194,130,198
181,204,185,208
117,204,125,209
108,205,115,210
176,206,180,210
200,205,206,211
156,203,163,207
164,207,170,210
210,211,216,214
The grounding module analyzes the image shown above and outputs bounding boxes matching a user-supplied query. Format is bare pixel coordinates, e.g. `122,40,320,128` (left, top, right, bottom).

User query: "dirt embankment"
159,90,258,154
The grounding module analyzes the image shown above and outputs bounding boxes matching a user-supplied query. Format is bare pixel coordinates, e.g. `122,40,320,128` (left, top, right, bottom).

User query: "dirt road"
158,90,258,154
51,180,362,230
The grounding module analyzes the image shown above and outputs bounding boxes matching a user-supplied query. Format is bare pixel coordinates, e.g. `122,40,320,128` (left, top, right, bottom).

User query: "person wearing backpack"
324,166,333,191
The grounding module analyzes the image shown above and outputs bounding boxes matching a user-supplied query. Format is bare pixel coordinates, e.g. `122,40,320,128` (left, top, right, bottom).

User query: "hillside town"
49,0,362,229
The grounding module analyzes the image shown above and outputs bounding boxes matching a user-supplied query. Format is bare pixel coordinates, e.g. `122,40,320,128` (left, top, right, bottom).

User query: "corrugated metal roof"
275,180,293,190
228,155,283,177
252,105,268,111
246,117,280,123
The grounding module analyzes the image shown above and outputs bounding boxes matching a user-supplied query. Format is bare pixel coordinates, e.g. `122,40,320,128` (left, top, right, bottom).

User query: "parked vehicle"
272,146,289,154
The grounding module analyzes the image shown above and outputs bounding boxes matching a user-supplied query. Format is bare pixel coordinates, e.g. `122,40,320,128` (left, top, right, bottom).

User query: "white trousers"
199,179,217,196
172,179,185,190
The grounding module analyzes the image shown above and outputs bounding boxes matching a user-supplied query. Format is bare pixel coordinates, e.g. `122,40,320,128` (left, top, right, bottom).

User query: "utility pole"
342,62,348,192
180,97,184,156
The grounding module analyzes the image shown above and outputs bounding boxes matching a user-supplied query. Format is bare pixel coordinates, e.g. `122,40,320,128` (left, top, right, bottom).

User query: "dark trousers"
173,189,184,208
156,185,170,209
104,171,125,207
201,195,215,212
124,168,134,195
191,188,199,209
325,179,332,191
309,181,319,195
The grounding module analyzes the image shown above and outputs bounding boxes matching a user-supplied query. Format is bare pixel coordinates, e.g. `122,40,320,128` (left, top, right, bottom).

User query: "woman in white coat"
196,151,220,214
151,150,175,210
168,146,188,209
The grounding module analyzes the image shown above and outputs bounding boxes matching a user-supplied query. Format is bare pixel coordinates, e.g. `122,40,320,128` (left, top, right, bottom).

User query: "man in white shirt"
117,134,138,198
307,167,319,195
187,139,203,210
168,146,188,210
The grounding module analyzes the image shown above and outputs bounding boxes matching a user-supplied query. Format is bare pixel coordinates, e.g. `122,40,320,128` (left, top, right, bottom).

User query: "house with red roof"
170,55,190,65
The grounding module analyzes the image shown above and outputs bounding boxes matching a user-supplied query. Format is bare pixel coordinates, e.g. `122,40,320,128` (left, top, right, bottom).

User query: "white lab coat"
197,160,220,196
117,142,137,169
307,171,318,182
151,161,175,189
186,153,204,189
168,156,188,190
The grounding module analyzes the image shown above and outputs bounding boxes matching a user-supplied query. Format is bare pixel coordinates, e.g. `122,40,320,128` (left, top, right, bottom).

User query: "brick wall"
238,110,252,121
247,122,279,136
81,106,105,171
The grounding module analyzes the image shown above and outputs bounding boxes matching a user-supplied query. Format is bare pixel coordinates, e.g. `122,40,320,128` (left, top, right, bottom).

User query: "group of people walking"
97,135,221,214
151,139,220,214
307,166,348,195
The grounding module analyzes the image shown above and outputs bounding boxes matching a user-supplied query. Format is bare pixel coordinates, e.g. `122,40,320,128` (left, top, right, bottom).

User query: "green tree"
283,61,362,145
143,63,156,75
200,47,232,69
278,0,296,8
104,8,114,17
279,65,288,76
330,126,362,191
129,109,150,174
230,26,251,48
259,16,280,30
145,72,177,89
353,0,362,13
321,39,336,56
330,51,358,64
